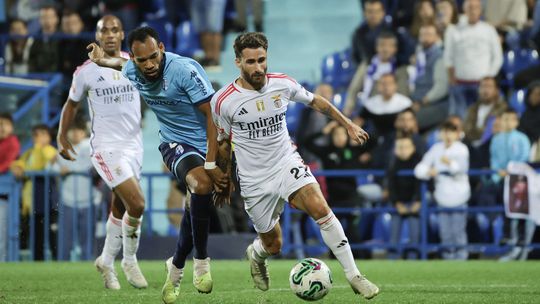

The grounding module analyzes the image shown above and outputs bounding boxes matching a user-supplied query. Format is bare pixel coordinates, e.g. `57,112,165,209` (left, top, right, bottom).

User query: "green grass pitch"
0,260,539,303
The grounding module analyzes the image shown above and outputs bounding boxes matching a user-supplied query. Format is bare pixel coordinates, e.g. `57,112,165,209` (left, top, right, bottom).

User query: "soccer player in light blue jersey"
87,26,228,303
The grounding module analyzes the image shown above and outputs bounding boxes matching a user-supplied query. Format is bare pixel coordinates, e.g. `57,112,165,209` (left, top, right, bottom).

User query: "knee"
312,202,331,221
191,174,213,195
263,238,282,256
128,195,145,217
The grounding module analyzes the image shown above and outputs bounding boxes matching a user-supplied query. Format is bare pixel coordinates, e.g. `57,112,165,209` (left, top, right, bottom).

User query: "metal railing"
0,169,538,261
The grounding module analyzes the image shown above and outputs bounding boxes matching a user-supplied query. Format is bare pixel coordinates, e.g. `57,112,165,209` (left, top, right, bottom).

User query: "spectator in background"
490,110,530,184
191,0,227,69
357,73,412,139
489,110,531,261
10,124,57,260
409,0,436,39
59,9,91,101
4,19,34,75
484,0,527,35
29,4,60,73
0,113,20,262
387,134,422,259
234,0,264,32
415,120,470,260
351,0,391,65
445,0,503,118
411,23,449,131
435,0,459,39
7,0,41,34
344,32,409,116
59,10,89,77
463,77,507,147
388,0,417,29
519,81,540,145
372,109,425,170
302,120,364,245
48,123,99,261
296,83,332,164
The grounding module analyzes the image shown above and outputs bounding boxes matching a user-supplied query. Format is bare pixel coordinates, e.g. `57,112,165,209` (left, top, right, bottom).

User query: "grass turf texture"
0,260,539,303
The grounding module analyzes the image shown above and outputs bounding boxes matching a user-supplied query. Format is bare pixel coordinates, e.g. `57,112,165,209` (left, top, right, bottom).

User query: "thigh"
281,153,319,206
289,183,330,221
159,142,206,186
113,177,145,208
244,187,284,234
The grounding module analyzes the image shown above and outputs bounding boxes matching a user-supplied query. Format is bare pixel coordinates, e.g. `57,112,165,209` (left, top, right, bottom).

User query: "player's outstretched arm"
57,99,80,161
308,94,369,145
87,42,127,71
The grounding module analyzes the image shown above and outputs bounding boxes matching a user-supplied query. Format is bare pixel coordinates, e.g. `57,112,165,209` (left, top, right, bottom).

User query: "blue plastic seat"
141,18,174,50
321,48,356,91
503,49,540,85
175,21,202,58
509,89,527,117
286,101,306,138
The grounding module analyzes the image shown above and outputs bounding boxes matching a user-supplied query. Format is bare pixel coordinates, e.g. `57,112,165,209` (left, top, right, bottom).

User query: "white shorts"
91,150,142,189
241,152,318,234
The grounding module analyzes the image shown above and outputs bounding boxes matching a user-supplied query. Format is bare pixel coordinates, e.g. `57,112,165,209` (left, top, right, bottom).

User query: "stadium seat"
503,49,540,85
372,213,391,242
175,21,202,58
286,101,306,138
331,92,346,111
321,48,356,92
141,18,174,50
509,89,527,117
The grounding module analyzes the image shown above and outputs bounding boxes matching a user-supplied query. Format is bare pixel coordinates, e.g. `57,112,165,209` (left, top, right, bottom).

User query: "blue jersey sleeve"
176,60,215,105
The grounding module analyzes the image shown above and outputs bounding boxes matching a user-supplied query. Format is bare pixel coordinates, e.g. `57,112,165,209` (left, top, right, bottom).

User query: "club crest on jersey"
112,71,121,80
271,94,282,108
256,100,265,112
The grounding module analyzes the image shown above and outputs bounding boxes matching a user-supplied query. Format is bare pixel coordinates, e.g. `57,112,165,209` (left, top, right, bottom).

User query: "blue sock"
190,193,212,260
172,209,193,269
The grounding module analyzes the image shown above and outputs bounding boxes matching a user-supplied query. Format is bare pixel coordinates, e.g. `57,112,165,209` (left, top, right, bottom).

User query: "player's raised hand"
346,121,369,145
57,134,77,161
87,42,105,64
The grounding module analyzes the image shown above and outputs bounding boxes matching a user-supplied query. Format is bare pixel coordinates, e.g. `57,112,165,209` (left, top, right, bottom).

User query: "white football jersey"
69,52,142,154
211,73,314,189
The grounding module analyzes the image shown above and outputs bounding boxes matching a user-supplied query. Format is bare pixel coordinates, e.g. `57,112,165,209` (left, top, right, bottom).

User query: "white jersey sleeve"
286,75,314,105
68,61,91,102
210,84,236,141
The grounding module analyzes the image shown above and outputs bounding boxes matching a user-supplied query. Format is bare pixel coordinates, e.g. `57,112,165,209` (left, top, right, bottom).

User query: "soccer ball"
289,258,332,301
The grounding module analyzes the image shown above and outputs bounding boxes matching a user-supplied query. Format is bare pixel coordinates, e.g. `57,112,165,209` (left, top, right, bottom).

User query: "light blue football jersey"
122,52,214,153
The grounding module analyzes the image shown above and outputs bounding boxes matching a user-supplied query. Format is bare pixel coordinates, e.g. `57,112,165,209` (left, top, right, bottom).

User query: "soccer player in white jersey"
57,15,147,290
210,32,380,300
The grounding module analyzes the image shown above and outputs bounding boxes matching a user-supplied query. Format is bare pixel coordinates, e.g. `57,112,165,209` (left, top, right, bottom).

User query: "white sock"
252,238,270,263
317,212,360,281
122,213,142,264
101,214,123,267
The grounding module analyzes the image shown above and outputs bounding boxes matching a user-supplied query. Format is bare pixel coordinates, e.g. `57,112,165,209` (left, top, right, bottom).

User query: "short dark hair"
62,8,79,18
32,124,50,134
440,121,458,132
376,30,397,43
233,32,268,58
399,108,416,118
127,26,161,52
0,112,14,124
481,76,498,87
502,109,518,117
364,0,385,10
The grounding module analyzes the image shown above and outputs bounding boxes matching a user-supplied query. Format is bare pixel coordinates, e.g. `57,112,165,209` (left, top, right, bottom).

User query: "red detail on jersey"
215,84,239,115
267,73,296,84
73,59,93,76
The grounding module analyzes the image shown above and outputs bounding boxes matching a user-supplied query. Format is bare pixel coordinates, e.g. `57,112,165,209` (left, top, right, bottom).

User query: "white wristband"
204,162,217,170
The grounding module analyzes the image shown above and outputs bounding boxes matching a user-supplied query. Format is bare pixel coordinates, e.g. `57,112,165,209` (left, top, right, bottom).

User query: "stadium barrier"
1,169,539,262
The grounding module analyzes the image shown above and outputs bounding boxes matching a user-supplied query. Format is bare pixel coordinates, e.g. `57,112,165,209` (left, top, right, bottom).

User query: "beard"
143,55,165,81
242,68,267,90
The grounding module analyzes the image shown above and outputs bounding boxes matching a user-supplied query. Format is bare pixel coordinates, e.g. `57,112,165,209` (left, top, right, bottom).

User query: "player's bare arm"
57,99,80,161
214,137,233,206
308,94,369,145
198,102,228,191
87,42,127,71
